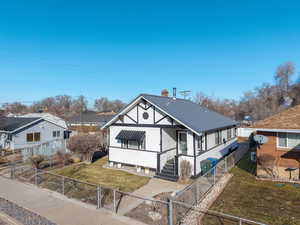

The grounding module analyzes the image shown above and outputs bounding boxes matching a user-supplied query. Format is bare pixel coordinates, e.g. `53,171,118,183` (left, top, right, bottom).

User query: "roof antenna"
179,90,191,99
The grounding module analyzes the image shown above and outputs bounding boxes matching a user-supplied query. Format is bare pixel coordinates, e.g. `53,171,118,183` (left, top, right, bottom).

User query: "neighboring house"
252,105,300,180
102,90,238,181
0,113,70,154
68,111,115,129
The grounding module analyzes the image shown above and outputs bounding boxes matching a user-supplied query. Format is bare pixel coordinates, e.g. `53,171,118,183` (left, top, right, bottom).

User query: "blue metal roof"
141,94,238,134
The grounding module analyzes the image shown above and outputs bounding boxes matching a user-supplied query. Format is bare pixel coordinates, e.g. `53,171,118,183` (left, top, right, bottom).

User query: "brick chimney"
161,89,169,97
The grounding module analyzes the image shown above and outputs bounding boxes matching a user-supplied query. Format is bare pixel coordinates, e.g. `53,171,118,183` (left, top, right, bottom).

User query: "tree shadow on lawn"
234,151,256,176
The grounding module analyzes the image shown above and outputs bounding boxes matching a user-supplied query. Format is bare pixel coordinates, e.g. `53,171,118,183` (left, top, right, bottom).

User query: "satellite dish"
253,135,268,144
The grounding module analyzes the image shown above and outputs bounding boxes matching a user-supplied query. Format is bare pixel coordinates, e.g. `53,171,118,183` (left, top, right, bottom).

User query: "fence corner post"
168,199,173,225
62,177,65,195
213,168,216,185
113,189,116,213
35,168,38,186
10,163,15,179
97,186,102,209
225,156,228,173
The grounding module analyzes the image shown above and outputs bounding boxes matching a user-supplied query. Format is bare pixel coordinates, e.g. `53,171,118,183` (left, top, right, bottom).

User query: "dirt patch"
125,192,171,225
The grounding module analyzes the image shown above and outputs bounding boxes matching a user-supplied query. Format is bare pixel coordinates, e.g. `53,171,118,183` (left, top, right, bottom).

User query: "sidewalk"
0,177,147,225
117,178,186,215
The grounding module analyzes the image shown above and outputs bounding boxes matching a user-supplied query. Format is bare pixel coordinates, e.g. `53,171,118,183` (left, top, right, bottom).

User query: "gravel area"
0,197,57,225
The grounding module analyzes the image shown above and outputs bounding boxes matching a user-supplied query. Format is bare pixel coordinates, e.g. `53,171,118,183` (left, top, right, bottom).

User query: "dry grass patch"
202,152,300,225
54,157,150,192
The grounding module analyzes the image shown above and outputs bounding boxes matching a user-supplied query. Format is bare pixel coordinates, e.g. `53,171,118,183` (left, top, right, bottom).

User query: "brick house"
252,105,300,180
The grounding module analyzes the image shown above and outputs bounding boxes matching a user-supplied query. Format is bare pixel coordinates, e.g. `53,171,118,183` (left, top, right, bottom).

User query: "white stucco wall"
195,138,238,175
206,132,215,150
109,125,161,152
161,128,176,151
109,146,157,169
11,120,66,149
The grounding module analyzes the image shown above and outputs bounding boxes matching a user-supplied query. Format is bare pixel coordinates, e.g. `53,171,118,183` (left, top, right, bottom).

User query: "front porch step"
161,167,175,175
155,158,178,182
154,173,178,182
163,164,175,170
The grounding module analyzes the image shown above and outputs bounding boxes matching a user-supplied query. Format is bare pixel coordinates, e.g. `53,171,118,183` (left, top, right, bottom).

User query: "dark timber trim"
205,133,207,150
124,114,138,124
160,128,162,152
155,115,168,125
176,130,179,156
137,103,153,111
153,106,156,124
112,123,185,129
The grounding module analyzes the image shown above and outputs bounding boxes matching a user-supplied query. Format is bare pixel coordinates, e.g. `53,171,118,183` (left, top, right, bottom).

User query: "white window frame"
276,132,300,149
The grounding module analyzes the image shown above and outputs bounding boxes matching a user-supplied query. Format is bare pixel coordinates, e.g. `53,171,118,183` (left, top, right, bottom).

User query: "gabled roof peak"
102,93,237,134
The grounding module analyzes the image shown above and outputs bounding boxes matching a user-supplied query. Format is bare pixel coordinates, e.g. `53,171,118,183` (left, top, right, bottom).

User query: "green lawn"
203,152,300,225
54,157,150,192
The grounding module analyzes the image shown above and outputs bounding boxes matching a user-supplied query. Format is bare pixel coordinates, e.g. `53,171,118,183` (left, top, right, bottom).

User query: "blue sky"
1,0,300,105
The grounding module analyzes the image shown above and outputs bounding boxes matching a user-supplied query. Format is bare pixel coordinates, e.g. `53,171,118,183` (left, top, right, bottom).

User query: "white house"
102,90,238,181
0,113,71,156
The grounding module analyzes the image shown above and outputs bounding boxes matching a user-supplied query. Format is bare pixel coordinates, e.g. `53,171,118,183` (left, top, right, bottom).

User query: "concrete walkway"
0,177,147,225
117,178,186,215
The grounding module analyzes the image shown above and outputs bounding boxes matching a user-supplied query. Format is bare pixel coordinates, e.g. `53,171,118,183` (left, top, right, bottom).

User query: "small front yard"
203,152,300,225
54,157,151,192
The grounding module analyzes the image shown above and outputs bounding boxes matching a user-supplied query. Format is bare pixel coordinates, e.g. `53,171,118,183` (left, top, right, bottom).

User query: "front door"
178,131,187,155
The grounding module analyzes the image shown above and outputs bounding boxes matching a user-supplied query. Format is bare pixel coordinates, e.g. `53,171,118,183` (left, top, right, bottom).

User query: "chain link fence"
3,142,267,225
170,200,266,225
171,143,250,224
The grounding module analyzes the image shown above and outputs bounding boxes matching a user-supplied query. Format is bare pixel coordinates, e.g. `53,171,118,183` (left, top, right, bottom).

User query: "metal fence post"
113,189,116,213
213,168,216,185
62,177,65,195
10,163,15,179
168,199,173,225
225,156,228,172
97,186,102,209
35,168,38,186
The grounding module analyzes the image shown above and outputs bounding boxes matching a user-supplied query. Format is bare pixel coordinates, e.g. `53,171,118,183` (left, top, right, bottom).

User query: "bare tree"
2,102,28,114
67,134,106,161
71,96,88,114
274,62,295,94
94,97,125,112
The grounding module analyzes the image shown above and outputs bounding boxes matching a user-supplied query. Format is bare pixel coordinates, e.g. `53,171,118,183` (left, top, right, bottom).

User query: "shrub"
179,160,192,183
67,134,107,161
54,151,73,167
29,155,45,169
